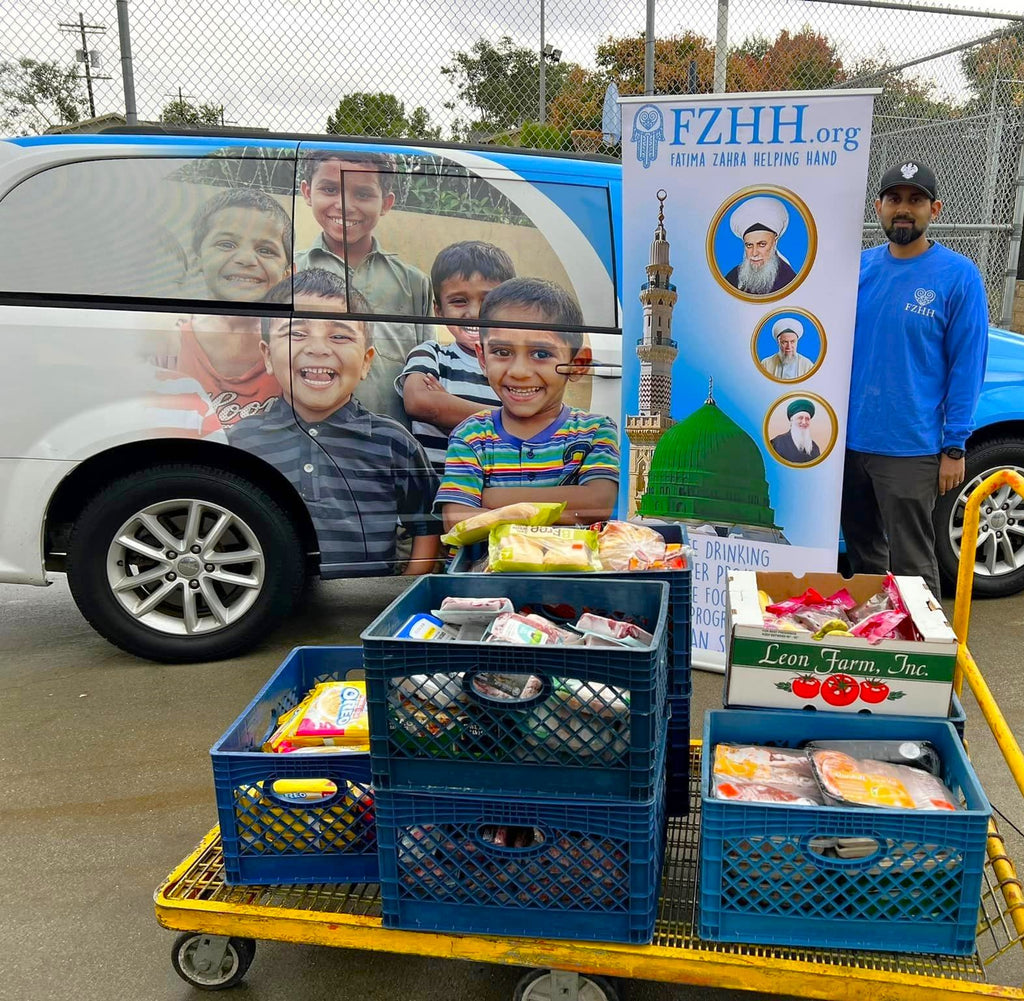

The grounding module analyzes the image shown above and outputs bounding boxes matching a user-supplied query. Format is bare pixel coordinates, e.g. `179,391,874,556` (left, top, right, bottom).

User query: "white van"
0,130,623,661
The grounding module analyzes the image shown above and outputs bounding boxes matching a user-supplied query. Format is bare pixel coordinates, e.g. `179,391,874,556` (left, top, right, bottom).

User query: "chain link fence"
4,0,1024,323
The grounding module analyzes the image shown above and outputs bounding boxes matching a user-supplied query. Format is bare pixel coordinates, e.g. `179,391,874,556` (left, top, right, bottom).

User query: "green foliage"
442,36,572,134
326,92,439,139
398,156,533,225
0,57,87,135
161,98,223,126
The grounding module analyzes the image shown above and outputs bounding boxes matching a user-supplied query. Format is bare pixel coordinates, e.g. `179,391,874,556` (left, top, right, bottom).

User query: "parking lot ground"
1,575,1023,1001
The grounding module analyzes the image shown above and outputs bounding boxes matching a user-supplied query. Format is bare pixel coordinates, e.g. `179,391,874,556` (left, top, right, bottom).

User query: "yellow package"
261,695,315,752
266,681,370,751
440,501,565,547
488,524,601,573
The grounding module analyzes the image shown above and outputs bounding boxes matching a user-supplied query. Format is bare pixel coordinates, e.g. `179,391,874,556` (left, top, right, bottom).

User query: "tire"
67,464,305,662
170,933,255,990
933,438,1024,598
513,969,620,1001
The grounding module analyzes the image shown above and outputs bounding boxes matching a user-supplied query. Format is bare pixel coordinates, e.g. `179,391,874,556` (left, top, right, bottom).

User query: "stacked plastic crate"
449,523,693,814
360,574,672,944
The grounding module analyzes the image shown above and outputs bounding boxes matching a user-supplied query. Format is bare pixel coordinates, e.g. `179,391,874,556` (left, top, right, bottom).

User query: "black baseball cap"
878,160,938,200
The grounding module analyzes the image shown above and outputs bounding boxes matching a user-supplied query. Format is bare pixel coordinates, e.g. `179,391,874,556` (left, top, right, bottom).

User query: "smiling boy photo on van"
435,277,619,531
166,188,294,425
229,268,440,574
397,241,514,472
294,149,431,425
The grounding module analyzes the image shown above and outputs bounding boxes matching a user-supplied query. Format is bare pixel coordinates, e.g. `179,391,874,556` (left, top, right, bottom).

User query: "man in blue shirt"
842,161,989,598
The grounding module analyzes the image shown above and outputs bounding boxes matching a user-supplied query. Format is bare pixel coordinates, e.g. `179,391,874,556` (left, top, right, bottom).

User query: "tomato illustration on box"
725,571,957,717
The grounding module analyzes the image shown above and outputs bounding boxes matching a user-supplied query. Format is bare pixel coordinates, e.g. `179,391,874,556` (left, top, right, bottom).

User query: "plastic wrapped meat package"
809,748,960,810
712,744,825,805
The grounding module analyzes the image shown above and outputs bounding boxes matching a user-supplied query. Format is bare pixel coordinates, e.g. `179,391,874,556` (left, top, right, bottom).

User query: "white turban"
772,317,803,340
730,196,790,239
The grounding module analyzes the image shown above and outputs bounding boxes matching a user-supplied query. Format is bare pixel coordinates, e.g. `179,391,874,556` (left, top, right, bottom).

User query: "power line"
58,12,111,118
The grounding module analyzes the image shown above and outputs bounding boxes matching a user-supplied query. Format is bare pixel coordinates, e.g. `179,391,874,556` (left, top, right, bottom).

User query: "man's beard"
791,423,814,455
883,216,926,246
737,253,780,294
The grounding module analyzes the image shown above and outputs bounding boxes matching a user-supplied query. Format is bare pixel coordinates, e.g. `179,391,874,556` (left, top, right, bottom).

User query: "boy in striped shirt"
435,277,619,531
396,241,513,472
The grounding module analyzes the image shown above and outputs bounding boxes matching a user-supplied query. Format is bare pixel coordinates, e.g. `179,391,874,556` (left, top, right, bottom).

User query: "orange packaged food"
810,749,959,811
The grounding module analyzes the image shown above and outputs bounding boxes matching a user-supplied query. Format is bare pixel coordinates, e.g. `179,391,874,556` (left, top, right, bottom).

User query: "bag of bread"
440,501,565,547
487,524,601,573
596,521,667,571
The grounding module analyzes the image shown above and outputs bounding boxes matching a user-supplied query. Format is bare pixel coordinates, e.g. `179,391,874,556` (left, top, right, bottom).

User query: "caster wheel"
513,968,620,1001
171,933,256,990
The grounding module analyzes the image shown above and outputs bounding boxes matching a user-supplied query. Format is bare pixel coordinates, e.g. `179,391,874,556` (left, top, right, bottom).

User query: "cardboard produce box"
725,571,957,717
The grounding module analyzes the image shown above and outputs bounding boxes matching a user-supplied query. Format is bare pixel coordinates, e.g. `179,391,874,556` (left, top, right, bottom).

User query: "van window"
0,151,296,302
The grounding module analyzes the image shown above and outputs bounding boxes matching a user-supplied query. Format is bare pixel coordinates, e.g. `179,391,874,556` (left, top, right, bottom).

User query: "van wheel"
67,464,305,662
934,439,1024,598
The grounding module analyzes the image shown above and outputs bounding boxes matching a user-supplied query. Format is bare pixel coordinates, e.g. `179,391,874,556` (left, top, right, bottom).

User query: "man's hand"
939,453,966,495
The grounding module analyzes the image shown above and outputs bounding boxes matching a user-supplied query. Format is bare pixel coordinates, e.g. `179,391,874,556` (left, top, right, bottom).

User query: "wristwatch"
942,447,965,460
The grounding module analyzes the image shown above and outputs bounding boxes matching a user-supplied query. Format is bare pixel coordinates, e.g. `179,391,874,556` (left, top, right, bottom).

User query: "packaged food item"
575,612,653,647
394,673,467,709
596,521,666,571
826,588,857,611
466,672,545,703
766,587,853,627
484,612,552,645
712,743,824,805
761,612,808,633
434,596,514,626
551,678,629,718
809,749,960,810
849,610,907,644
396,612,447,640
643,543,689,570
765,588,827,616
805,739,941,776
488,524,601,573
441,501,565,547
521,613,584,644
850,591,892,622
811,618,852,640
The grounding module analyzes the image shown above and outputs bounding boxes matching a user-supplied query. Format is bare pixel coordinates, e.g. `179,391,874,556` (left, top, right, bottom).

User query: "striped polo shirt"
229,397,440,574
395,339,499,471
434,405,620,511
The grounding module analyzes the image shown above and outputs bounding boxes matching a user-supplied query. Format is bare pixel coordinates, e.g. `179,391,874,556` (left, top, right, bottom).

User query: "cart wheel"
170,933,256,990
513,968,620,1001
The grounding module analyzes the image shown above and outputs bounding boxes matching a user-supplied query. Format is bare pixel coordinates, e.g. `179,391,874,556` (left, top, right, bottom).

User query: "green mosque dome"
638,391,779,528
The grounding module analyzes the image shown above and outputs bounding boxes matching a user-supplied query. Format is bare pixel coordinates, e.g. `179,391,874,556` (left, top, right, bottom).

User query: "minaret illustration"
625,189,678,518
626,191,788,543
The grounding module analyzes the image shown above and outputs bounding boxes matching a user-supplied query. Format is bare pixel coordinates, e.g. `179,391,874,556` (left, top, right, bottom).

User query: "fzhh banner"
620,90,876,669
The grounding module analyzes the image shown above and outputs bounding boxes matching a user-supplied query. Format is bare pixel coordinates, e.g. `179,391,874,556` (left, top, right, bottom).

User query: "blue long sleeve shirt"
847,241,989,455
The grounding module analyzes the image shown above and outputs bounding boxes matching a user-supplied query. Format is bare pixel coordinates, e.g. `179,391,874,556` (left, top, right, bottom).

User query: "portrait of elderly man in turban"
760,317,815,380
724,196,798,296
770,398,821,464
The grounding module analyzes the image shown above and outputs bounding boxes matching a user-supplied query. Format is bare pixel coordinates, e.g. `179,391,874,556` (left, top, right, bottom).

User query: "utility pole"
59,13,110,118
116,0,137,125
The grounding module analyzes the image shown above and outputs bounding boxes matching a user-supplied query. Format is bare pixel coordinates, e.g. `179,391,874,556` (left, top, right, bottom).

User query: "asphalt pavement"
1,574,1023,1001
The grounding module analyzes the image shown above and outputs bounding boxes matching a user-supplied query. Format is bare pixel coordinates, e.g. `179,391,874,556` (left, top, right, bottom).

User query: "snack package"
488,524,601,573
761,613,809,633
441,501,565,547
849,610,907,644
643,543,689,571
713,744,824,805
485,612,552,645
850,591,892,622
805,739,942,776
596,521,667,571
575,612,654,647
809,749,960,810
273,681,370,751
766,588,852,627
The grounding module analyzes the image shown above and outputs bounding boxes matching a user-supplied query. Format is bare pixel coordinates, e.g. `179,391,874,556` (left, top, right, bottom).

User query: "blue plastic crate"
376,744,667,944
448,524,691,699
211,646,379,886
700,708,990,956
666,691,691,816
360,575,670,800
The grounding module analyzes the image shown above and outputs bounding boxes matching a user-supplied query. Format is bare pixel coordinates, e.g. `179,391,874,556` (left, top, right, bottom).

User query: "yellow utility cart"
155,471,1024,1000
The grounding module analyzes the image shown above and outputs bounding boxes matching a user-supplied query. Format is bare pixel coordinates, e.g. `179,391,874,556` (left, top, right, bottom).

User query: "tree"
160,98,223,126
733,27,844,91
547,65,607,133
442,36,572,134
596,32,716,96
846,59,959,121
0,57,87,135
325,92,439,139
961,26,1024,110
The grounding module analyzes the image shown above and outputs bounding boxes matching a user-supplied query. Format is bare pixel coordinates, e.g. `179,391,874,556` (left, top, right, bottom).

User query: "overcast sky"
6,0,1022,133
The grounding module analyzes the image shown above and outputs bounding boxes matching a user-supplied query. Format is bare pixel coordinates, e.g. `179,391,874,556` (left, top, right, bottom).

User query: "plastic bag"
596,521,666,571
713,744,824,805
487,524,601,573
575,612,653,647
805,739,941,776
441,501,565,547
849,610,907,644
809,748,960,810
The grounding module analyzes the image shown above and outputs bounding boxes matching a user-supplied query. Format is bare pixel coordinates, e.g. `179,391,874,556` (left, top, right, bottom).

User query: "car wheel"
67,463,305,662
934,438,1024,598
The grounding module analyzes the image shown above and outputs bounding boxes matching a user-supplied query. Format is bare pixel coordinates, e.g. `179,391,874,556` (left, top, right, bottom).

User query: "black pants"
840,449,941,598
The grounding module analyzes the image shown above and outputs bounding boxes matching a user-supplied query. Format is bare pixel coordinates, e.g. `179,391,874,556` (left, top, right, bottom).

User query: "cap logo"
901,163,919,179
914,288,936,306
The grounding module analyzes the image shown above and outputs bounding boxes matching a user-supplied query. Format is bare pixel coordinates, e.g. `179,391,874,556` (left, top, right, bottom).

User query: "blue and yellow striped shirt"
434,405,619,511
